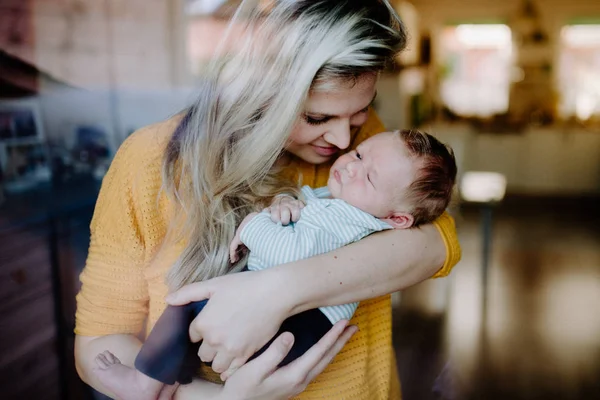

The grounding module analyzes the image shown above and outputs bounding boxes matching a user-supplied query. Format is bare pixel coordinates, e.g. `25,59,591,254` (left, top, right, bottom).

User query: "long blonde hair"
163,0,407,289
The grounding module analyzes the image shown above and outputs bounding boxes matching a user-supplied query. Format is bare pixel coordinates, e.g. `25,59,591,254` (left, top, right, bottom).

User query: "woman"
74,1,460,399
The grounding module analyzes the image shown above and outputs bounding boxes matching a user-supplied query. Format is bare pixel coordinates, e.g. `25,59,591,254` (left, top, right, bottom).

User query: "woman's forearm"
272,222,446,315
75,334,144,397
174,379,223,399
74,334,222,398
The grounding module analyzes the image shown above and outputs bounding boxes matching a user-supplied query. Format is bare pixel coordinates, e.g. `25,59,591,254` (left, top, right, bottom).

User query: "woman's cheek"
350,113,369,127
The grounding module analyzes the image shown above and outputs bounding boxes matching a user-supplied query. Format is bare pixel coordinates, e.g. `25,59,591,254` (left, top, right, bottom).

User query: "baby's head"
327,130,456,228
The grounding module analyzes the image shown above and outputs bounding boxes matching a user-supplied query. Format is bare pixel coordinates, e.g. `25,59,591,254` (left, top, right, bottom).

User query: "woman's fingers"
280,320,349,376
305,324,358,383
166,281,212,306
250,332,295,381
188,316,205,343
198,341,217,363
220,356,246,381
211,351,235,374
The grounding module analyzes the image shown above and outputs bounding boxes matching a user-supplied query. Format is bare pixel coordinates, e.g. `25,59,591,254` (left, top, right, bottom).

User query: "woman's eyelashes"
304,115,331,125
304,107,369,126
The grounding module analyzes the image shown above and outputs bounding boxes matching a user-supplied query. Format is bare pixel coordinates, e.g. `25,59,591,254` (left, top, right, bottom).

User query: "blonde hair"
163,0,407,289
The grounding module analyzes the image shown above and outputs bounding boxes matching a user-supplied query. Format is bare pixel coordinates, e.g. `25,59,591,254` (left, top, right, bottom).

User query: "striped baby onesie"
240,185,393,324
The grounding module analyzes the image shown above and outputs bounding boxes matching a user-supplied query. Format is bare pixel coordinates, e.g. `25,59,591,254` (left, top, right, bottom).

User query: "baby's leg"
250,308,333,366
135,301,208,384
94,350,164,400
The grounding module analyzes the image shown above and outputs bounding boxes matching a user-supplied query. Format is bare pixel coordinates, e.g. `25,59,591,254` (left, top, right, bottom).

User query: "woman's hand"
267,195,304,225
166,269,294,376
217,321,357,400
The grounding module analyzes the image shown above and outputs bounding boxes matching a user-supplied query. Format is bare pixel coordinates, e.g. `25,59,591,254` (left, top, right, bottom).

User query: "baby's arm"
237,212,320,265
229,195,305,263
265,194,305,225
229,212,259,263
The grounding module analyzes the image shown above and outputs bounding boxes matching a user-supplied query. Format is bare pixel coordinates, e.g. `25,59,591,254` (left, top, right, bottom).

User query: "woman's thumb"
254,332,294,378
165,281,211,305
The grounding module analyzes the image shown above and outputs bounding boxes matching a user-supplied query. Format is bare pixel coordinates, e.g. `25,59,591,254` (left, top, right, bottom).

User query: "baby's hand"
267,195,304,225
229,212,258,263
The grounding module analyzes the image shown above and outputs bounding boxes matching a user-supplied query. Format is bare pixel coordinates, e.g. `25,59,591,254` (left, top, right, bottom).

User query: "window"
558,25,600,121
439,24,513,117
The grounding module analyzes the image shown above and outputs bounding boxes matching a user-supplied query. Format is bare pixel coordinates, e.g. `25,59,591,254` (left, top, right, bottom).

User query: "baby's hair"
396,129,457,226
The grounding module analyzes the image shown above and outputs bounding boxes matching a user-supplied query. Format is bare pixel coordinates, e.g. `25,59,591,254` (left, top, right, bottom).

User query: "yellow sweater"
75,110,461,399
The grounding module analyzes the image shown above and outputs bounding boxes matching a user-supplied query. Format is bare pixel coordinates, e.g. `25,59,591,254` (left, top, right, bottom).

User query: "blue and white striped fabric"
240,185,393,325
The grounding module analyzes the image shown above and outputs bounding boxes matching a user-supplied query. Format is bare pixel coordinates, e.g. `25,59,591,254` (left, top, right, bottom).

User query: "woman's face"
285,73,378,165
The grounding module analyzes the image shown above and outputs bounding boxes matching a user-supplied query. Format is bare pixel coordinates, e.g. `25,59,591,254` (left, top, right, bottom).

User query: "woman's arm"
167,214,459,376
75,334,223,397
75,335,141,397
281,221,447,314
75,322,357,400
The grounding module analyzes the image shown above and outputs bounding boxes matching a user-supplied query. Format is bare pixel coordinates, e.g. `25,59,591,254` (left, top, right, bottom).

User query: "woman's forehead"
305,75,377,116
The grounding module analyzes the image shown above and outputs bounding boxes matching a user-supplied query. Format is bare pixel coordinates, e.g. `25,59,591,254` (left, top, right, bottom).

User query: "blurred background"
0,0,598,399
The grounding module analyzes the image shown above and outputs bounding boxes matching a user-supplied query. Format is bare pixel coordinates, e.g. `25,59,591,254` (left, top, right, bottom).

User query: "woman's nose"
324,120,351,150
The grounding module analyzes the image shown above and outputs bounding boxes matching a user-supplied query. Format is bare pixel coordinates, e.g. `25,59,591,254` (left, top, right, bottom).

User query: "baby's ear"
381,212,414,229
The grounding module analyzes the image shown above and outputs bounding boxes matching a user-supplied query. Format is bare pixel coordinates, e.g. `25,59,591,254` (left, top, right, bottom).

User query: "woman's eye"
304,115,330,125
356,151,362,160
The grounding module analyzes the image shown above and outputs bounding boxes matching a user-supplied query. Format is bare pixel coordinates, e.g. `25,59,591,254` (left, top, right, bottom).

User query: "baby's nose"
346,162,358,177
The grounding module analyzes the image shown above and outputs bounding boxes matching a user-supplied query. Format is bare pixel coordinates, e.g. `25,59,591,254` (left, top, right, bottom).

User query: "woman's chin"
301,154,333,165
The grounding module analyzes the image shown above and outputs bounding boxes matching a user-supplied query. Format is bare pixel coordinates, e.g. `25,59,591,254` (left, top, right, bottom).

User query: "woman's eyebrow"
305,92,378,118
361,92,378,111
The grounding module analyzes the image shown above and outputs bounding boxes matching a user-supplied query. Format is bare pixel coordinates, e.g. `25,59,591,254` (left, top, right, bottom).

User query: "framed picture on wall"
0,97,44,143
0,98,48,193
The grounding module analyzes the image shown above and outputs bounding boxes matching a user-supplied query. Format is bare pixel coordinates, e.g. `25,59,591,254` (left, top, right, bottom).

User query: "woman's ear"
381,212,414,229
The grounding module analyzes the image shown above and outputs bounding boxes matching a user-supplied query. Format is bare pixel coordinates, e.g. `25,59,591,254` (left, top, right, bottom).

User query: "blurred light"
186,0,227,15
561,25,600,47
455,24,512,48
460,171,507,203
576,94,598,120
558,25,600,121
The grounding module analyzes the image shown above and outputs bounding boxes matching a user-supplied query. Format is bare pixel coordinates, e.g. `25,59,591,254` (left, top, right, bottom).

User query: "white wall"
32,0,189,90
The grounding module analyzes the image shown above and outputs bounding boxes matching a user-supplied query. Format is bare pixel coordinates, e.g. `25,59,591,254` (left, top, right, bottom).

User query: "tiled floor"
393,197,600,400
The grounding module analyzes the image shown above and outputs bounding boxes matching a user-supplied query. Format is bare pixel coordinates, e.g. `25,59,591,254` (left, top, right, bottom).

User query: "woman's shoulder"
117,114,183,164
101,114,184,208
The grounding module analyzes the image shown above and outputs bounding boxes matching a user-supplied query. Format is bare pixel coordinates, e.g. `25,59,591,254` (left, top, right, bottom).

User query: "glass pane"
558,25,600,120
439,24,512,118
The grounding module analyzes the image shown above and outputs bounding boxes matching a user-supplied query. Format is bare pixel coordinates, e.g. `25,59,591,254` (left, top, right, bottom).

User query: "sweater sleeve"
431,211,461,278
75,130,158,336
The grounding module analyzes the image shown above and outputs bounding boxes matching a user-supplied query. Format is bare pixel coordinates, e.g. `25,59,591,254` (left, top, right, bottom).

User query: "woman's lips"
312,145,339,157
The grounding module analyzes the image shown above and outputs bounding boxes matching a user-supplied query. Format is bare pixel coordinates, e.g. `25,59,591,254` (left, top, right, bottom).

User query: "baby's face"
327,132,420,218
